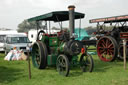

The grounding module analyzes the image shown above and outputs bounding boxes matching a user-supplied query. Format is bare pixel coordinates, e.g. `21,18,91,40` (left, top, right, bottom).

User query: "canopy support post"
79,17,81,38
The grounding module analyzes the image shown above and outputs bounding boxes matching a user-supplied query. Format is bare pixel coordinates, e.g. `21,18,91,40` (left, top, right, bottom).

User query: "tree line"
17,20,117,35
0,20,116,35
17,20,98,35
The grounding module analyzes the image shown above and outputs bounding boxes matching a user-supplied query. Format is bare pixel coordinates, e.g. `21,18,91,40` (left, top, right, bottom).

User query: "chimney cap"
68,5,75,9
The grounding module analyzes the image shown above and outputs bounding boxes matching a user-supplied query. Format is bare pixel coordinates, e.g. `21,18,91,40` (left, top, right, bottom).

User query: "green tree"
17,20,37,32
85,26,97,35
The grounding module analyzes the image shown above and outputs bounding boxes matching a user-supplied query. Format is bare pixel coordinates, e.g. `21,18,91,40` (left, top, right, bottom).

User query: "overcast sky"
0,0,128,29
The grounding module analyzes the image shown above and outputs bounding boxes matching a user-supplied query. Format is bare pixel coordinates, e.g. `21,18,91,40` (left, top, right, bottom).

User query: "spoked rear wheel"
80,53,94,72
97,36,118,62
56,54,69,77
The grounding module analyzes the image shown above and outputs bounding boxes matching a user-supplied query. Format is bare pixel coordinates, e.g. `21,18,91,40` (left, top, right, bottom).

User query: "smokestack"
68,5,75,38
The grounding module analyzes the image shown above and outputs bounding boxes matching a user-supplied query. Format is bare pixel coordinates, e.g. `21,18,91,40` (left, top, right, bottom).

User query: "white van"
0,30,18,52
0,35,6,51
4,34,31,54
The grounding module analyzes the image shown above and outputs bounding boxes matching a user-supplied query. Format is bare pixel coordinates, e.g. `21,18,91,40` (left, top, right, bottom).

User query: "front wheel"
56,54,69,77
80,53,94,72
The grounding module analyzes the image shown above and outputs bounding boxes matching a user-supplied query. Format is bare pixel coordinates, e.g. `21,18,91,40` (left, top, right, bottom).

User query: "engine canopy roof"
28,11,85,22
90,15,128,23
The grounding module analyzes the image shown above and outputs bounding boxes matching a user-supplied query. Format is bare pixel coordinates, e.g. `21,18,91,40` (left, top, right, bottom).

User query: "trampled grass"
0,51,128,85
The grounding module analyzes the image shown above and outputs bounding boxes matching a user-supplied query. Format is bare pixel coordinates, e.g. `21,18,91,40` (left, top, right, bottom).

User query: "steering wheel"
37,30,45,40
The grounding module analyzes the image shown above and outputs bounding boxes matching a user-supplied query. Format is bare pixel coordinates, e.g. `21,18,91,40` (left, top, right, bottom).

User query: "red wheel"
97,36,118,62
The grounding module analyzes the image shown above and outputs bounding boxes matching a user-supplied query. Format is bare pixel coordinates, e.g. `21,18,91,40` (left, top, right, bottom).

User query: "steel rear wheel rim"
32,41,47,69
32,44,40,68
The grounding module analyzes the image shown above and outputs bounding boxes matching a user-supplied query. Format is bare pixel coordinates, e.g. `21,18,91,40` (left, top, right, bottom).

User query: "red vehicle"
90,15,128,62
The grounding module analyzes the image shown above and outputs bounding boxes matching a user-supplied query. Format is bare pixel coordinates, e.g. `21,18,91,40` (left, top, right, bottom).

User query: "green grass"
0,51,128,85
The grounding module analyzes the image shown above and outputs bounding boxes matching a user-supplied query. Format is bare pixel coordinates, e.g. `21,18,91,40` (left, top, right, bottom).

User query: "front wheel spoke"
101,43,106,48
109,47,114,50
36,57,40,64
107,39,110,47
60,67,65,74
99,49,105,54
58,58,62,64
106,39,109,47
104,53,107,58
58,59,66,68
36,58,40,63
108,43,113,48
109,51,113,56
37,61,40,64
100,51,106,57
36,57,39,60
101,39,106,46
35,49,39,53
106,53,110,59
99,47,104,49
85,63,91,66
35,53,39,57
62,59,66,66
102,52,107,58
60,62,66,67
82,57,89,65
108,49,114,52
85,60,90,65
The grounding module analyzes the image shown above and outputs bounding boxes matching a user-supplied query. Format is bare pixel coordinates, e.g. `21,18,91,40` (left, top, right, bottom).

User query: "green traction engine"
28,5,94,76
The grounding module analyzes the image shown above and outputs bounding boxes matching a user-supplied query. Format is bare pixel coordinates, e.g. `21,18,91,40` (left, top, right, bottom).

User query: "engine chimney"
68,5,75,38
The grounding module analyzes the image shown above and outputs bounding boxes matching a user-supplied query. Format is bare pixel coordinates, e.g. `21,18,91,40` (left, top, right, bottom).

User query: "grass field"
0,51,128,85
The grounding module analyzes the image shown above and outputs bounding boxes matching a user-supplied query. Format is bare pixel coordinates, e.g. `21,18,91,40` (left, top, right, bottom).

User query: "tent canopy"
75,28,89,41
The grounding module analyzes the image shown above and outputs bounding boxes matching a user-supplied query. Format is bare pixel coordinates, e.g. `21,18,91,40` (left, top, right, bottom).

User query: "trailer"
90,15,128,62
